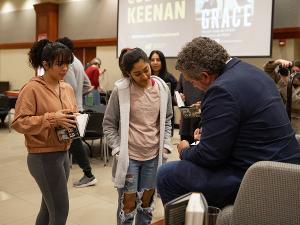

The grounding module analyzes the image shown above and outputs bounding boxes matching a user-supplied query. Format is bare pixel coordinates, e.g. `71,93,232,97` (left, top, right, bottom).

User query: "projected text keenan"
128,1,185,24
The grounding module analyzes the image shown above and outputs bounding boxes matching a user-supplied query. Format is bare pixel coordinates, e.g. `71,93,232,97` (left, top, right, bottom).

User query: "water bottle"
86,92,94,106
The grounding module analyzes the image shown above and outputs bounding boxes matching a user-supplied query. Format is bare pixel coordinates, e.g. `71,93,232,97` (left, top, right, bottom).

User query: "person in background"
156,37,300,209
83,71,94,95
85,57,106,105
12,39,77,225
263,59,300,84
103,48,173,225
149,50,177,135
176,73,205,144
264,59,300,134
56,37,97,188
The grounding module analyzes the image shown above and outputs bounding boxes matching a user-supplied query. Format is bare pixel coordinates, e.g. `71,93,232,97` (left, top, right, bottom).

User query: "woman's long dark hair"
149,50,168,79
119,48,132,77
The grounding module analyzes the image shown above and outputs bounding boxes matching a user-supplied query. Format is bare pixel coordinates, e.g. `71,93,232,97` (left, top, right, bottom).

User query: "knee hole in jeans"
140,188,155,208
123,192,137,214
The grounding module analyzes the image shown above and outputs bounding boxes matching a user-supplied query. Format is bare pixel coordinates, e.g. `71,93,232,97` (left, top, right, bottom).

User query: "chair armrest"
295,134,300,146
216,205,233,225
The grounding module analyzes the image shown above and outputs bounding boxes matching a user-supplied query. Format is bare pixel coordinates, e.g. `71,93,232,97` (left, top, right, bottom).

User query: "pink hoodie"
12,76,77,153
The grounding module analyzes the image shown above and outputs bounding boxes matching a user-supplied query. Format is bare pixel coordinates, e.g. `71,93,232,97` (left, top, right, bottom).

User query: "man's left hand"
163,148,170,160
177,140,190,158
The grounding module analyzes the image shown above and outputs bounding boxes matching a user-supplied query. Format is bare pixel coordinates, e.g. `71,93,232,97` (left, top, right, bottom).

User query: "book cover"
175,91,201,118
56,113,89,141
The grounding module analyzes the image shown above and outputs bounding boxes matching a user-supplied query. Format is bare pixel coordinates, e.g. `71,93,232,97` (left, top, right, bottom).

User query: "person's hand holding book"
55,109,77,129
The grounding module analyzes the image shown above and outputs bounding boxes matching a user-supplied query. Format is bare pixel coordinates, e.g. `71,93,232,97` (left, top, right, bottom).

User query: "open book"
175,91,201,118
175,91,186,108
56,113,89,141
191,141,200,146
185,193,207,225
76,113,89,137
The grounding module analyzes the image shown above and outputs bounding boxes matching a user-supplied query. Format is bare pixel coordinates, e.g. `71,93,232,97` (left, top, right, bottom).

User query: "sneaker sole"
73,178,98,188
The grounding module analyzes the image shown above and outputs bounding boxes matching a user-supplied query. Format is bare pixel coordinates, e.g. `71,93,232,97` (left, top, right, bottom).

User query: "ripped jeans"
117,156,158,225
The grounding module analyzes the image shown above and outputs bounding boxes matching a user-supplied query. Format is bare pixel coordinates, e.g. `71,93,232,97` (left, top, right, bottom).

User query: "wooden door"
74,47,96,68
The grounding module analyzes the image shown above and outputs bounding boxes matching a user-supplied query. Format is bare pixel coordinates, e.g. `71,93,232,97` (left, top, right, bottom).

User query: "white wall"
1,38,300,90
273,0,300,28
0,8,35,43
59,0,118,39
1,0,300,43
0,48,34,90
96,46,120,91
2,0,300,90
243,39,299,70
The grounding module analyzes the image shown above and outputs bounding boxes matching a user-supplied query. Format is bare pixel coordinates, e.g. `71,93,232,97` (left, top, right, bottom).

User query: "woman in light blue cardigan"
103,48,173,225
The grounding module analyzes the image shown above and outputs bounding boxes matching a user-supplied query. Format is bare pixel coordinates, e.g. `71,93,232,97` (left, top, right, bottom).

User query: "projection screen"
117,0,274,58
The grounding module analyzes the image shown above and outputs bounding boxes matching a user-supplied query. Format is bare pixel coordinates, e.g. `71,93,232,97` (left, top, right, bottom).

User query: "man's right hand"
194,128,202,141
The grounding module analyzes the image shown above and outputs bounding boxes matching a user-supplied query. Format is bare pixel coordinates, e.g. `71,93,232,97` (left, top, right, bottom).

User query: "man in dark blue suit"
156,37,300,208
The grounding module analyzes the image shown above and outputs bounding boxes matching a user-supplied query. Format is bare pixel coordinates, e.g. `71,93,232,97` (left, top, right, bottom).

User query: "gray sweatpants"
27,151,70,225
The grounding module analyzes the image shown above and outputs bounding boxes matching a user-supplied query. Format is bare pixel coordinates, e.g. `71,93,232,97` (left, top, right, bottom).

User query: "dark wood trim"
33,2,59,14
34,2,59,41
273,27,300,39
0,38,117,50
0,42,33,49
2,28,300,49
73,38,117,47
151,219,164,225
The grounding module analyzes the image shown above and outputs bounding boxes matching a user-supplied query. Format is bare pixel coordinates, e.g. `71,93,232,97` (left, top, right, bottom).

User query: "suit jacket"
181,58,300,207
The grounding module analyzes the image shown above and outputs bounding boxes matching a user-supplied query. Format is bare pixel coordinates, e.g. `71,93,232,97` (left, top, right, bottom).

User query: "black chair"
100,92,107,105
0,94,12,131
105,90,112,104
82,111,110,165
0,82,9,94
99,90,112,105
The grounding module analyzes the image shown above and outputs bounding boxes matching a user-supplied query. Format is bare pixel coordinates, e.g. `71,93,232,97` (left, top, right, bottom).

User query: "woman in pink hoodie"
12,39,77,225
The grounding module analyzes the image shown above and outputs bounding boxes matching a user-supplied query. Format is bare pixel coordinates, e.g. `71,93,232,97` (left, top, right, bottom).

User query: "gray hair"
176,37,230,80
90,57,101,66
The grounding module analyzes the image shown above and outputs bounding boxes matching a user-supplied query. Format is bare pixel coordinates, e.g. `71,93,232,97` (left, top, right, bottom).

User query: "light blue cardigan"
103,76,173,188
